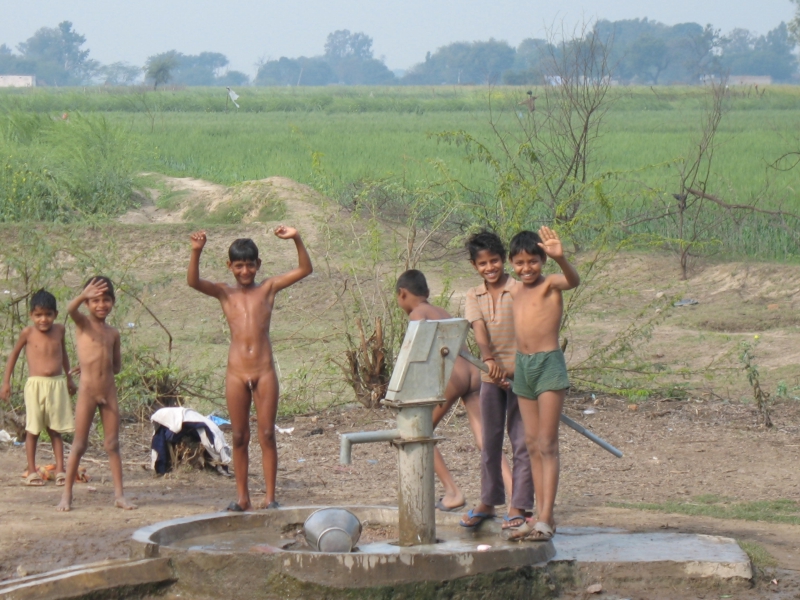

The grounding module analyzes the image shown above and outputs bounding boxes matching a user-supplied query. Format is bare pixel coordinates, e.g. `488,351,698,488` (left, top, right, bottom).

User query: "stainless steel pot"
303,508,362,552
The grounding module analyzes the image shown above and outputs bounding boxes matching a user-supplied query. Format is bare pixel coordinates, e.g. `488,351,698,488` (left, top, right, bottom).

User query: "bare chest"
26,331,62,361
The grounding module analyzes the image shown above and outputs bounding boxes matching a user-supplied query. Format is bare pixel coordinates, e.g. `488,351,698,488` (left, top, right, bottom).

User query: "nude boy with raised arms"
188,226,312,511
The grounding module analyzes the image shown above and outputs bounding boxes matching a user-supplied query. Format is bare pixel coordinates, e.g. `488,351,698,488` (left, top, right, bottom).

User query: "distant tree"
629,35,670,83
144,51,244,86
99,62,142,85
321,30,395,84
255,56,334,86
403,39,515,85
145,52,179,89
0,44,37,76
332,55,395,85
790,0,800,44
16,21,96,85
216,70,250,86
324,30,374,61
719,23,797,80
504,38,550,83
175,51,228,85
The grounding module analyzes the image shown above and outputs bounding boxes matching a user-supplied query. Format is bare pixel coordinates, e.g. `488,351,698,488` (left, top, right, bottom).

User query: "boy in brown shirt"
461,231,533,530
188,226,312,511
1,290,76,486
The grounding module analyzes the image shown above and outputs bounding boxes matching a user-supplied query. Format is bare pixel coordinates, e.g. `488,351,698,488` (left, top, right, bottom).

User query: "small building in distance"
730,75,772,86
0,75,36,87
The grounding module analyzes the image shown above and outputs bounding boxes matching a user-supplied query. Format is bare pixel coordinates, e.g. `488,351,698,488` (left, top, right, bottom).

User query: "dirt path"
1,398,798,597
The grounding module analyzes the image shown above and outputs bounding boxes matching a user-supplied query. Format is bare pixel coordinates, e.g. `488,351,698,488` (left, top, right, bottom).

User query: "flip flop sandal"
506,520,534,541
522,521,555,542
55,472,67,486
23,472,45,486
226,501,246,512
459,509,494,528
502,515,527,530
436,497,467,513
264,501,281,509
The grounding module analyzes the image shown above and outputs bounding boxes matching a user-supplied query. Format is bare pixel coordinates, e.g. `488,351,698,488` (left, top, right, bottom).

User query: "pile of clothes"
150,407,232,475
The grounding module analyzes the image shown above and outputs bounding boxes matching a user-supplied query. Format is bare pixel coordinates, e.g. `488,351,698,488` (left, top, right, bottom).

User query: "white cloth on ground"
150,407,232,470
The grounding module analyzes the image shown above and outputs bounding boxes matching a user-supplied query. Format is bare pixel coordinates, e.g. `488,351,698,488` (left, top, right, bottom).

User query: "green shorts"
512,350,570,400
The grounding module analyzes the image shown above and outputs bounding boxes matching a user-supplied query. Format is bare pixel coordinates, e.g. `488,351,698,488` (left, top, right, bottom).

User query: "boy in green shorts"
507,227,580,542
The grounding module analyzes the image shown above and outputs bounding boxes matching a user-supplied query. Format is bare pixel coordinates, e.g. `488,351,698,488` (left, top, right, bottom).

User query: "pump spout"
340,430,400,465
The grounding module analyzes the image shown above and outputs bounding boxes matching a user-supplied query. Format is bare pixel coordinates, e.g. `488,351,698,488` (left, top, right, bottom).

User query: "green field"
3,85,799,197
2,85,799,259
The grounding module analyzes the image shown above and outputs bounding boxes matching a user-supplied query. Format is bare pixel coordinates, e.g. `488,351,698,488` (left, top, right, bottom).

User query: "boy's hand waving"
83,278,109,300
538,226,564,259
190,231,207,251
274,225,298,239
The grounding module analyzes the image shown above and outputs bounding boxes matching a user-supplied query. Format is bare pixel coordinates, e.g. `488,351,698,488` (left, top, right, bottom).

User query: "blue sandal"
502,515,526,530
459,509,494,528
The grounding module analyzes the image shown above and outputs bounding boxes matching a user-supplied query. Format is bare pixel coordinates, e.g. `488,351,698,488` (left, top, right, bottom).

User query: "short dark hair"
396,269,430,298
228,238,259,262
509,230,546,261
83,276,115,301
30,289,57,313
466,230,506,262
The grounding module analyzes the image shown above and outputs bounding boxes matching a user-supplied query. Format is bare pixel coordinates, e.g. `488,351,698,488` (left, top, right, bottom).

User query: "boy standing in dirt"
57,277,136,511
460,231,533,532
395,269,512,513
1,290,77,486
188,226,312,512
506,227,579,542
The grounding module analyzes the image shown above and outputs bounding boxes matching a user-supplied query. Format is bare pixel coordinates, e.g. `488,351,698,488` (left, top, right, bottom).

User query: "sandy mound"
121,174,328,235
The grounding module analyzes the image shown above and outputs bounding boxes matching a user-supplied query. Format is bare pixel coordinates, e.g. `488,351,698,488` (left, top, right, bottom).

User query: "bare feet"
437,492,467,511
115,496,137,510
56,494,72,512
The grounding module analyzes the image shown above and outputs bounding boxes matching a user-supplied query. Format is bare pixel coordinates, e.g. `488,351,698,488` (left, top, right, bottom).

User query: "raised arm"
268,226,313,292
67,279,107,329
0,329,29,401
187,231,224,298
538,226,580,291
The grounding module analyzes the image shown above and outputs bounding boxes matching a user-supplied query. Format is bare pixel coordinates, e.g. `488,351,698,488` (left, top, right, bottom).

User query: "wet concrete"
0,558,174,600
131,506,555,596
549,526,752,594
1,507,754,599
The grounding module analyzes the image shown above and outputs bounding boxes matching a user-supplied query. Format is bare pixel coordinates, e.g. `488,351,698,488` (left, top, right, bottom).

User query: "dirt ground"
2,175,800,598
1,395,798,598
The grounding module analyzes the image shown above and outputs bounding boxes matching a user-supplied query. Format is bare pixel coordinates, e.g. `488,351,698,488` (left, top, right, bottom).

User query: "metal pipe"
458,350,623,458
339,429,400,465
559,414,623,458
395,406,436,546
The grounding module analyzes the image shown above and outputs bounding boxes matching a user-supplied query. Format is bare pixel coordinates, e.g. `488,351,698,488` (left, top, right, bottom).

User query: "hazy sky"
0,0,795,75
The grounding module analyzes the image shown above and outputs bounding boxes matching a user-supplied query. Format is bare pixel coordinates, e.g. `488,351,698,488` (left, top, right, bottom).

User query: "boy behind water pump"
395,269,512,513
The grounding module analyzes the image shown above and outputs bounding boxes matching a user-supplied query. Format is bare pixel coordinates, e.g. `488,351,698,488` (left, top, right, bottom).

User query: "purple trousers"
480,382,534,510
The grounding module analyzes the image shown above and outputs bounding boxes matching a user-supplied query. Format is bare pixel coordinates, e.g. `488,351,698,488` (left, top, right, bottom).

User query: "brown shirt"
464,276,517,382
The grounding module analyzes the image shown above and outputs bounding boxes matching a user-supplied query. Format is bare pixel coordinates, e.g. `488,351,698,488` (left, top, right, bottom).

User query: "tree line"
0,18,797,88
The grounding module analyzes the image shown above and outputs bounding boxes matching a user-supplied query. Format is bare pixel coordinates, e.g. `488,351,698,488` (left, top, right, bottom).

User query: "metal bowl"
303,508,362,552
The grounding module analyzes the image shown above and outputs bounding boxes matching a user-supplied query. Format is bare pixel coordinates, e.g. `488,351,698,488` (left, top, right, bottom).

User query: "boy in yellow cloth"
1,290,77,486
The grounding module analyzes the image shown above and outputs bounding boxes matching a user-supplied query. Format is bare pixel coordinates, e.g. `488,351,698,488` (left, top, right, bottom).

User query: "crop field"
2,85,799,200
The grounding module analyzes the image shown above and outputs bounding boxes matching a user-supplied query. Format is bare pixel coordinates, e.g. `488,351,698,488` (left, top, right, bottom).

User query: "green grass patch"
609,495,800,525
738,541,778,569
